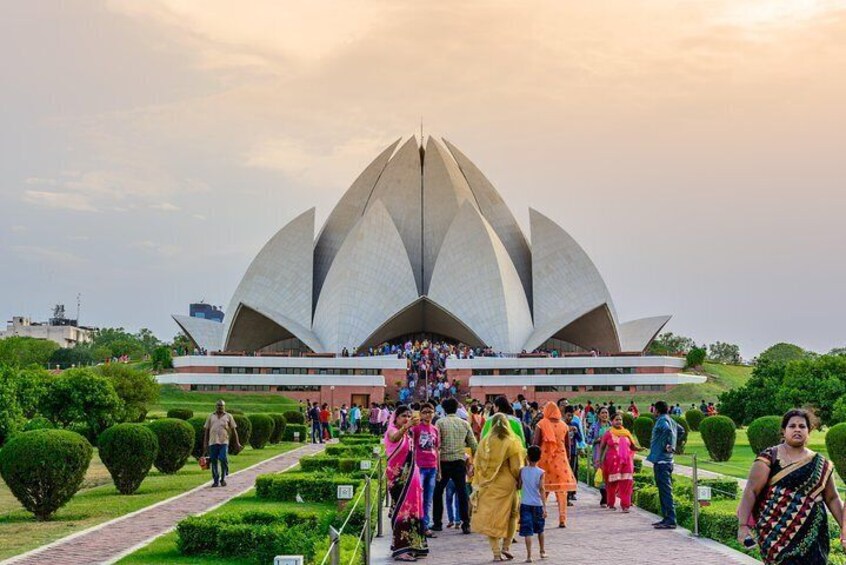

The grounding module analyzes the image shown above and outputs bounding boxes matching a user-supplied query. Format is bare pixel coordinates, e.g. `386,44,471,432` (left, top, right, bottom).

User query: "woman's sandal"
501,550,515,560
540,551,548,559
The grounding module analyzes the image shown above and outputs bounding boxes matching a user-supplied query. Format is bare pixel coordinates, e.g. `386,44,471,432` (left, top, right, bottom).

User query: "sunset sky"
2,1,845,357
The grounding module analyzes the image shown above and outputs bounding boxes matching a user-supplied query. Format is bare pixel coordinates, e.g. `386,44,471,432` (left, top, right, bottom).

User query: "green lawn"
149,385,300,416
116,487,337,564
564,362,753,409
0,442,300,561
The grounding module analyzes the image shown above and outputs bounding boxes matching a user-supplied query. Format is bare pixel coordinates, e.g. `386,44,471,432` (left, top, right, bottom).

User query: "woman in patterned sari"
737,409,846,564
385,405,429,561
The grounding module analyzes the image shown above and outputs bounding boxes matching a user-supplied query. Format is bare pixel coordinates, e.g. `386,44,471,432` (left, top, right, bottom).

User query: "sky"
1,0,845,359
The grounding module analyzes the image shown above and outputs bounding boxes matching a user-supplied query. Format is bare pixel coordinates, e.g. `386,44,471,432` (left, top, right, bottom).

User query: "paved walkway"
3,442,326,565
372,485,758,564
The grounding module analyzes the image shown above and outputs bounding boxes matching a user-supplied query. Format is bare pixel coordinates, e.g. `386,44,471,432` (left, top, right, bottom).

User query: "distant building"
189,302,224,323
1,307,95,348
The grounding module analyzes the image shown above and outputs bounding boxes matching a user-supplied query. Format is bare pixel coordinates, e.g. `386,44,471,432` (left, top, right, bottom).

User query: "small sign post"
697,486,712,503
293,431,300,441
274,557,304,565
360,459,372,471
337,485,354,500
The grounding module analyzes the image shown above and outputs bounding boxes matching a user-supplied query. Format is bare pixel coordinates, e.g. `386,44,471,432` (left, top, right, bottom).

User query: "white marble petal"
428,202,533,352
619,315,672,353
172,315,224,352
312,200,420,352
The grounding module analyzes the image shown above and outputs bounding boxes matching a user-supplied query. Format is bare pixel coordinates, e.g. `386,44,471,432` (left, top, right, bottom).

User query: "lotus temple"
161,135,705,406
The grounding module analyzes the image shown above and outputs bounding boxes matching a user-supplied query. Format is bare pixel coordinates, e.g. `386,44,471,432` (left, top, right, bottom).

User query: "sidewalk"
2,442,325,565
371,485,758,565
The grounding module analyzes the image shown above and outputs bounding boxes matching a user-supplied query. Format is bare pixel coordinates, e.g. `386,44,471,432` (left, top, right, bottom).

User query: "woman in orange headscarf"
532,401,577,527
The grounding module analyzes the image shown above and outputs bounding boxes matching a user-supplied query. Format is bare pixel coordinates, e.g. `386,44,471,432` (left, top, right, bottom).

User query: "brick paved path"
3,442,325,565
372,485,759,564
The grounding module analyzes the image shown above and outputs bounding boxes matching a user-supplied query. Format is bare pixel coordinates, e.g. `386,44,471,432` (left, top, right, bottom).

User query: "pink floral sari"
385,419,428,558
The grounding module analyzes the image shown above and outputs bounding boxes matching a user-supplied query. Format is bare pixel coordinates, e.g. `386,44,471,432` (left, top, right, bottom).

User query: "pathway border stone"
2,442,325,565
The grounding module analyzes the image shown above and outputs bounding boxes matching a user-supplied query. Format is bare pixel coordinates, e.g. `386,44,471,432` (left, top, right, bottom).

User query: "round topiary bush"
825,423,846,483
699,415,736,462
0,429,93,520
633,416,654,447
166,408,194,421
622,412,634,432
23,416,55,432
269,414,287,444
284,424,308,442
186,416,206,459
671,415,690,454
230,414,252,455
283,410,305,425
685,409,704,431
147,418,195,474
248,414,273,449
747,416,783,455
98,423,158,494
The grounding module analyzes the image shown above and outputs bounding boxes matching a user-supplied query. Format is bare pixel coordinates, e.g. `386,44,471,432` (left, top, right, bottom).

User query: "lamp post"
330,385,335,412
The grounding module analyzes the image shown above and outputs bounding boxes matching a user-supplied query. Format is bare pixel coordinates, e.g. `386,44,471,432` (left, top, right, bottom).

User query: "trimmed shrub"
23,416,55,431
685,409,704,431
167,408,194,421
699,415,736,462
300,455,341,472
148,418,195,474
0,429,92,519
338,435,380,445
747,415,783,455
98,423,158,494
283,423,307,443
825,423,846,482
248,414,273,449
671,415,690,454
255,472,363,502
283,410,305,425
621,412,635,432
227,408,244,415
187,416,206,459
325,444,376,458
230,414,251,454
699,478,739,500
633,416,654,448
268,413,286,444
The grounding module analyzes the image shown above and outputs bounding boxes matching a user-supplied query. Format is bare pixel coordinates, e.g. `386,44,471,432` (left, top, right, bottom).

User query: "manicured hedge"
230,414,252,455
699,416,736,462
685,409,704,431
283,424,307,443
338,435,381,446
98,423,158,494
148,418,195,474
167,408,194,420
747,416,783,455
325,444,378,458
187,416,206,459
300,455,372,474
248,414,273,449
826,423,846,482
283,410,305,425
0,429,93,520
268,413,286,444
633,416,654,447
671,415,690,454
255,472,363,502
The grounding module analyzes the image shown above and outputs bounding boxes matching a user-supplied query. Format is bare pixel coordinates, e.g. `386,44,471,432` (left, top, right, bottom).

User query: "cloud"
22,190,99,212
149,202,180,211
134,240,182,257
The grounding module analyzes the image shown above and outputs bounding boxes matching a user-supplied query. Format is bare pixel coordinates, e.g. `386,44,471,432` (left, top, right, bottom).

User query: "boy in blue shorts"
518,445,547,562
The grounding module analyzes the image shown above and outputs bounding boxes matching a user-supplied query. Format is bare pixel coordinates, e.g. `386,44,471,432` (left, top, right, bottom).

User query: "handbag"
594,467,604,487
198,456,210,470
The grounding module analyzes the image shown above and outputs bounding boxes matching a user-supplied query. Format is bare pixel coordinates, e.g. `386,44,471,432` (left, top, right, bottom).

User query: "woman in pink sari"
599,412,642,512
385,405,429,561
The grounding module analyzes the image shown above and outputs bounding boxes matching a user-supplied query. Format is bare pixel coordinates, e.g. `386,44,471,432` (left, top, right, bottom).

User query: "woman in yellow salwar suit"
471,413,524,561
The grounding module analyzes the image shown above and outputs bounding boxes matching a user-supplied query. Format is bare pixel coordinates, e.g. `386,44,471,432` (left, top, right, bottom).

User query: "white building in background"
0,315,94,348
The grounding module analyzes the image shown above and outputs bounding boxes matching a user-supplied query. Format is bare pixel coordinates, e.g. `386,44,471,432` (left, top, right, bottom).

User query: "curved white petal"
172,315,224,352
223,208,315,349
428,202,533,352
619,315,672,353
312,200,420,352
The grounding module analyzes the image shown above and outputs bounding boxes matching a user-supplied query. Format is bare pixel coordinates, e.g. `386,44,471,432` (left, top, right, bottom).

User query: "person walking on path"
472,413,523,561
412,402,440,537
385,405,429,561
647,401,678,529
599,412,642,512
481,396,527,448
518,445,548,562
308,401,322,444
564,405,584,503
320,403,331,441
432,397,477,534
350,403,361,434
737,408,846,564
370,402,382,435
587,406,611,507
202,400,241,488
533,402,577,528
